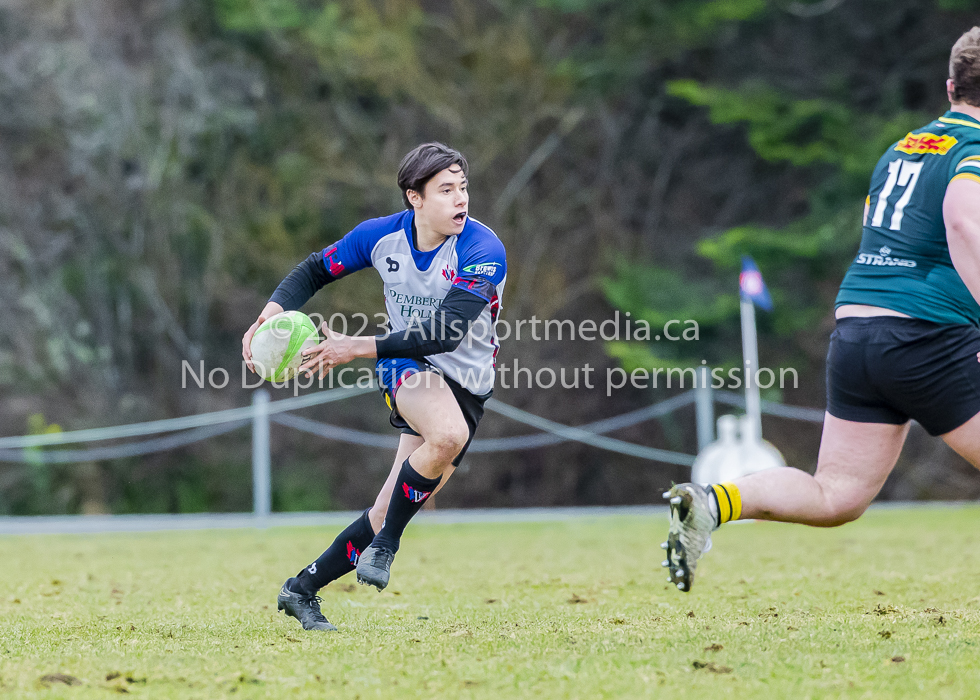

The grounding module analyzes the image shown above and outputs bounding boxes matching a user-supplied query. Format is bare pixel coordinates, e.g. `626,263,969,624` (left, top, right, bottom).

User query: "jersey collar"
404,210,452,273
939,111,980,130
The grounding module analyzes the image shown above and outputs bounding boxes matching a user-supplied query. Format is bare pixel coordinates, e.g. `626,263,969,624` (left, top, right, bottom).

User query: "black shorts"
826,316,980,436
375,357,491,466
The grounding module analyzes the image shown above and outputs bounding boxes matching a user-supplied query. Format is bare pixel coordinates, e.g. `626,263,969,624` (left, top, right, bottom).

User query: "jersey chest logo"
894,132,957,155
855,246,916,268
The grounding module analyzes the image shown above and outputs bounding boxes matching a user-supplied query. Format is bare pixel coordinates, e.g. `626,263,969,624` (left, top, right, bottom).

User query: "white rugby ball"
249,311,319,382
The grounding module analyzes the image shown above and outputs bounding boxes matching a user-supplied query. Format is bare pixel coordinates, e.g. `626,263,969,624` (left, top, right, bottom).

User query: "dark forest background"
2,0,980,515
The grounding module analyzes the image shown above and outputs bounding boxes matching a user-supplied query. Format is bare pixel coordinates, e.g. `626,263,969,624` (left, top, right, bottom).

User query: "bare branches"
492,108,586,222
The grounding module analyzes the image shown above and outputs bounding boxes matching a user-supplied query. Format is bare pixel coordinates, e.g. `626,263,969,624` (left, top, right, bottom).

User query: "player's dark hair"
949,27,980,107
397,142,468,209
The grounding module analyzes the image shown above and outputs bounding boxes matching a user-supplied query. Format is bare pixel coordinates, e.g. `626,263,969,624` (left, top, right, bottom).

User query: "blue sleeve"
271,213,403,308
321,224,376,278
452,226,507,303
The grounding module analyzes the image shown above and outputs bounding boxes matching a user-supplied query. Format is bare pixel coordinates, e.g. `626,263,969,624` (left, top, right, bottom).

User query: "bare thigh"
941,411,980,467
390,371,470,478
811,414,910,521
739,414,909,525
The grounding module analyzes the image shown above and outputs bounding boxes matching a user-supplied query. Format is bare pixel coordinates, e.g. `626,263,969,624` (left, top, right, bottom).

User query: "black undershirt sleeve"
269,252,336,311
375,286,488,359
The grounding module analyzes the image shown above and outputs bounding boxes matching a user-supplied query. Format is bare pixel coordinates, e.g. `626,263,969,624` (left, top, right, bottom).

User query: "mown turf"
2,507,980,699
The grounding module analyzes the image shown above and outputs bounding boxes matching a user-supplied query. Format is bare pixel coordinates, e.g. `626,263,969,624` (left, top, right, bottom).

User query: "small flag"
739,256,773,311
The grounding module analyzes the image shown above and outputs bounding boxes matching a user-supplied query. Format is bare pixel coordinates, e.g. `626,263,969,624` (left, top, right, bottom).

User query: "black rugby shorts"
826,316,980,436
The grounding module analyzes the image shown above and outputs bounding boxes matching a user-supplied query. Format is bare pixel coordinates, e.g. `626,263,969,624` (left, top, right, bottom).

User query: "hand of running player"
299,324,376,379
242,301,284,373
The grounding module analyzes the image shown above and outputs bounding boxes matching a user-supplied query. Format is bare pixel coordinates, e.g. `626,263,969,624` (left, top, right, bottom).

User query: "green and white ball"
249,311,319,382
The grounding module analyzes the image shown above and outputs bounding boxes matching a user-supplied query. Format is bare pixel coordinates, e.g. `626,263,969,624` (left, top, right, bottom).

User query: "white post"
695,366,714,452
740,298,763,441
251,389,271,527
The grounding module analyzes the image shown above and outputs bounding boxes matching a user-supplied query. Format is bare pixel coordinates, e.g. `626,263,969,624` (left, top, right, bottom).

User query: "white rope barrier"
0,391,700,465
714,390,825,423
272,394,699,465
0,421,250,464
0,383,829,521
0,385,374,450
272,413,401,449
0,385,823,468
483,400,696,466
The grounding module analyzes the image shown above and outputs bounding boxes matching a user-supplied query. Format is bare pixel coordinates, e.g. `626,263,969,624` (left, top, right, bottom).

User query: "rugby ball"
249,311,319,382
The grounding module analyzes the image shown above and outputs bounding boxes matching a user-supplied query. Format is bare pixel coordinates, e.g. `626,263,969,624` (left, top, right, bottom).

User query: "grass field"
3,507,980,699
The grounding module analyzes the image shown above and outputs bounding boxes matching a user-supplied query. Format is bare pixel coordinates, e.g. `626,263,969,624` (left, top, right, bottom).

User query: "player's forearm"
949,225,980,304
375,331,459,358
945,179,980,305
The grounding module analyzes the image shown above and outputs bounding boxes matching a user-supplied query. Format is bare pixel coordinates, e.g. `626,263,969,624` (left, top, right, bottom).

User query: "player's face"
413,166,468,236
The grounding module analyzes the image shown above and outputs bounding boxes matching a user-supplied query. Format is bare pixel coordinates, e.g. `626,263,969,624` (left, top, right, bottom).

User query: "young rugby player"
664,27,980,592
242,143,506,629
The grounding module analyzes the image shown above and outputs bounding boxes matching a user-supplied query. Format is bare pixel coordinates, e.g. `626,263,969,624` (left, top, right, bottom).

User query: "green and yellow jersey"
836,110,980,325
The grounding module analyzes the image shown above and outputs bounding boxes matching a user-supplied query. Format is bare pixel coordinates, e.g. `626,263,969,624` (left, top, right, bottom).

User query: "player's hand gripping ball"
248,311,319,382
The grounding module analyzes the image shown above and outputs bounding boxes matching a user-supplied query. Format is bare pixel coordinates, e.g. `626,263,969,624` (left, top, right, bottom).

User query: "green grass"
3,507,980,699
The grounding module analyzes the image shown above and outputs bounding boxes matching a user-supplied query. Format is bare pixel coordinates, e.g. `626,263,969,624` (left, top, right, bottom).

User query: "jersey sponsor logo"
324,245,346,276
462,262,501,277
855,246,917,268
346,541,361,566
894,132,958,155
386,257,400,273
388,289,442,318
402,483,431,503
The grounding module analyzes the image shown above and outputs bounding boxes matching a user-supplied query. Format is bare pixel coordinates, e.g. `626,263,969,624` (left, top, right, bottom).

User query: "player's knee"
425,423,469,459
822,498,870,527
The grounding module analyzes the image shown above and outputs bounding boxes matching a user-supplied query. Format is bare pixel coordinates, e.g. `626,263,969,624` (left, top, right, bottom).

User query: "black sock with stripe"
371,458,441,554
290,509,376,595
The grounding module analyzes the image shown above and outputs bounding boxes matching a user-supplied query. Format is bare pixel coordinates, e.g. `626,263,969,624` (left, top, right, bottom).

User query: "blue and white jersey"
322,210,506,395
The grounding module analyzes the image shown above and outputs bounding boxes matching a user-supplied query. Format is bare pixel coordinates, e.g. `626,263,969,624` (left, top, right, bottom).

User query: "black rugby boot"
277,578,338,631
355,545,396,591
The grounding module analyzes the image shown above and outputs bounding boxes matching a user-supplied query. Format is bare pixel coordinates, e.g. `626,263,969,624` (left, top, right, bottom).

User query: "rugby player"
663,27,980,593
241,143,506,629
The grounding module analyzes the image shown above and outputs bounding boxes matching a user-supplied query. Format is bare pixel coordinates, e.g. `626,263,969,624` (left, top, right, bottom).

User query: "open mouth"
453,212,467,224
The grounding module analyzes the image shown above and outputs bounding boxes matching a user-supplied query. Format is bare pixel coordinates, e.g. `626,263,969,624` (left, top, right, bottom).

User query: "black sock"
290,509,376,595
371,459,441,553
